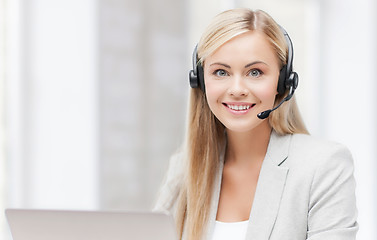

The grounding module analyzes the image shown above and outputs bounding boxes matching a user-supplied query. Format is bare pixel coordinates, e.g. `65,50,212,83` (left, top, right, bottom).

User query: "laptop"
5,209,178,240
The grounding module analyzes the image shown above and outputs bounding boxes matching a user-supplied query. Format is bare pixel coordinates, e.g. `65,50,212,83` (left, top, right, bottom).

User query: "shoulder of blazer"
285,133,354,173
153,151,186,214
289,133,352,160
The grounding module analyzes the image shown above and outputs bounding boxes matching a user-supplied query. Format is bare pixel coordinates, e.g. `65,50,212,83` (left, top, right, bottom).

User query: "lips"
223,102,256,112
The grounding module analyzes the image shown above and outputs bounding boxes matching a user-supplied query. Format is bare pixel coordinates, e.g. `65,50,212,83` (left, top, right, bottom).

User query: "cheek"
254,81,278,103
205,83,221,107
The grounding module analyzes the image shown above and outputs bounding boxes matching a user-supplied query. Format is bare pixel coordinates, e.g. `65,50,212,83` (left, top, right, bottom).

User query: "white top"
212,220,249,240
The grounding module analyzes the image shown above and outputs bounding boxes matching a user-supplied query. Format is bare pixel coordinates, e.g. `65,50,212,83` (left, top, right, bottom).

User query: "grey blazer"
154,131,358,239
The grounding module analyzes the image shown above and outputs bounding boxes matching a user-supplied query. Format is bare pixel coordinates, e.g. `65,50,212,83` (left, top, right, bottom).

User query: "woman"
154,8,358,240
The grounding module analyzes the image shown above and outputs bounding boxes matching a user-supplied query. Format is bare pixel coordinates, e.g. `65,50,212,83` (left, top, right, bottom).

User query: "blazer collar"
205,131,292,239
266,130,292,166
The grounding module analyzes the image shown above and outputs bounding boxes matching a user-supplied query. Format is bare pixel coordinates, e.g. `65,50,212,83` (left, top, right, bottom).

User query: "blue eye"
214,69,228,77
248,69,262,77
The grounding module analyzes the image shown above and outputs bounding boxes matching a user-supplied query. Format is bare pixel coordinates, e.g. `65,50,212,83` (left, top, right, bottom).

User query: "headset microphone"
257,72,298,119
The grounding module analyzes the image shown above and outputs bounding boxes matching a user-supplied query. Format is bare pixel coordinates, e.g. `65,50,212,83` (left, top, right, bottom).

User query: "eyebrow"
245,61,268,68
209,62,231,68
209,61,268,69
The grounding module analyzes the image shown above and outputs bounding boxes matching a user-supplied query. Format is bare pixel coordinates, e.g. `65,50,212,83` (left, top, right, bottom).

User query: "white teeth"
227,104,251,111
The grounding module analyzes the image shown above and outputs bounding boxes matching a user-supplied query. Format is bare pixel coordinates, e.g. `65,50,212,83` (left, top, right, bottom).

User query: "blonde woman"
154,8,358,240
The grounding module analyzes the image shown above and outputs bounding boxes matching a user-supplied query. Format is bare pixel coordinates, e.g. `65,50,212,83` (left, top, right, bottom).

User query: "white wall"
319,0,377,238
97,0,188,210
0,0,7,238
3,1,99,238
4,0,99,210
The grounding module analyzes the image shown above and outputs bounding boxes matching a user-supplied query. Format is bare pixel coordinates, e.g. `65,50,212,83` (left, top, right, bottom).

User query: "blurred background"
0,0,375,239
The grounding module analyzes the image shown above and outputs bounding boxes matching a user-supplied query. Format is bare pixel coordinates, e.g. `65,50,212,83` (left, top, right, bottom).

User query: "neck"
225,123,272,165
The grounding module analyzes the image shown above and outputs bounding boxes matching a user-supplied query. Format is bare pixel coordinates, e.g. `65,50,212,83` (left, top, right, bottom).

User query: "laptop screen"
5,209,178,240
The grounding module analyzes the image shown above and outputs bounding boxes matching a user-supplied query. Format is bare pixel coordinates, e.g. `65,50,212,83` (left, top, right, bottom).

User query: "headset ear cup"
293,72,298,89
189,45,201,89
278,68,298,96
197,63,205,92
277,65,287,95
189,70,199,88
286,72,299,90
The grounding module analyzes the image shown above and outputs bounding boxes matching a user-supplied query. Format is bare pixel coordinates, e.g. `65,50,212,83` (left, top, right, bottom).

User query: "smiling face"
203,30,281,133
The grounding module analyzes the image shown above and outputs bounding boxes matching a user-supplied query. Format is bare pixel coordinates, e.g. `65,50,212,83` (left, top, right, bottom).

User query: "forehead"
205,31,279,67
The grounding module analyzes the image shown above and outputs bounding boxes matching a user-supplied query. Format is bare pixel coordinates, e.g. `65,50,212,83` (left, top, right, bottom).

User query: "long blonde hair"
176,8,308,240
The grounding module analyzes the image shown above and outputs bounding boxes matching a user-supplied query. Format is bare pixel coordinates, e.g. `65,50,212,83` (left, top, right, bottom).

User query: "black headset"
188,26,298,99
189,45,206,92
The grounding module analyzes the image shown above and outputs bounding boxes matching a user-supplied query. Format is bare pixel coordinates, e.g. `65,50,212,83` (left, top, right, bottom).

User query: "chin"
224,123,262,133
223,119,271,134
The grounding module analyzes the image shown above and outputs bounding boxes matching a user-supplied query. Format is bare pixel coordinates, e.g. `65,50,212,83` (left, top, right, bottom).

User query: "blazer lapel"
245,132,291,239
205,131,292,240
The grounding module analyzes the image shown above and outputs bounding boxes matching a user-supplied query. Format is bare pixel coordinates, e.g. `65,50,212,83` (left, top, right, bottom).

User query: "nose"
227,76,249,97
